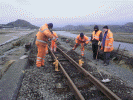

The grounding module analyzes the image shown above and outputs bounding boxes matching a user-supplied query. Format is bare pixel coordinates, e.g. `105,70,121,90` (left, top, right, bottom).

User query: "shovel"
98,70,111,83
96,45,111,83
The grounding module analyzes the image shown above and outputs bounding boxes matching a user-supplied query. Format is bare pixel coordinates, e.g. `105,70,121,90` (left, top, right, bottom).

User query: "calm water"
56,31,133,52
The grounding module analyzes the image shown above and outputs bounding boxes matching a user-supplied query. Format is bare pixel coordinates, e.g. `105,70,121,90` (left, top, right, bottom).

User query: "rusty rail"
48,47,85,100
57,46,121,100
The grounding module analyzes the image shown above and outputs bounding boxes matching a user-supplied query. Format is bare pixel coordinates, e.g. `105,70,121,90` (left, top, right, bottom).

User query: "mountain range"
54,22,133,33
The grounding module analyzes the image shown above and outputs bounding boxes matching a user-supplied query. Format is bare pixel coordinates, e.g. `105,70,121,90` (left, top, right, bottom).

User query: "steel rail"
57,46,121,100
48,47,85,100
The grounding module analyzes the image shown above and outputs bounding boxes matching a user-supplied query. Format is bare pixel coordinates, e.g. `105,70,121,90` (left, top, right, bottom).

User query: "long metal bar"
57,47,121,100
117,44,121,52
48,47,85,100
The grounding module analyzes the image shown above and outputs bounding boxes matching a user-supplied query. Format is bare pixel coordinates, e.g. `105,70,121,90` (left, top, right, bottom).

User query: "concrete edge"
12,59,29,100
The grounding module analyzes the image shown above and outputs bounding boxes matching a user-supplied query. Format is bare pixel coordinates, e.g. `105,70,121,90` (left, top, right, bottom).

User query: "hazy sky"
0,0,133,27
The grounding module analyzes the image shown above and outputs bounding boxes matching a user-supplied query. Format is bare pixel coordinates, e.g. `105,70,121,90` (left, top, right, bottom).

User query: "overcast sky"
0,0,133,27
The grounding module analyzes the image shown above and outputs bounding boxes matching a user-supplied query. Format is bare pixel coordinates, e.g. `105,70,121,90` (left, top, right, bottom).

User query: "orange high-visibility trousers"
50,40,57,52
74,42,85,56
36,44,47,67
46,45,48,54
81,43,84,56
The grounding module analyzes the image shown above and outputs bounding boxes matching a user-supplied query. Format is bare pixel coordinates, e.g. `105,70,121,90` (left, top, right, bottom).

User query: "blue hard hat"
103,25,108,29
94,25,99,30
48,23,53,29
80,33,84,37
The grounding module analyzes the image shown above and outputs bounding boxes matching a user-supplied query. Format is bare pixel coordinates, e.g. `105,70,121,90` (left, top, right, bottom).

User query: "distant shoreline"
56,30,133,44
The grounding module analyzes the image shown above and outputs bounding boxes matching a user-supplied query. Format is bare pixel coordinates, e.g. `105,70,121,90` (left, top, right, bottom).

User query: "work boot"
42,65,45,67
54,52,57,54
36,67,44,71
37,67,41,69
96,59,99,61
93,58,96,60
104,63,109,66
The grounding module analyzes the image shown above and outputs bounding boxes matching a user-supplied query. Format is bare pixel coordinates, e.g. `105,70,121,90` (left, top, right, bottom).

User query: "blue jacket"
102,31,108,47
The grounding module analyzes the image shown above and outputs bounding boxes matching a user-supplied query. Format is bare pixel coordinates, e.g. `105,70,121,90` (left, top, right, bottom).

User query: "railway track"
49,46,121,100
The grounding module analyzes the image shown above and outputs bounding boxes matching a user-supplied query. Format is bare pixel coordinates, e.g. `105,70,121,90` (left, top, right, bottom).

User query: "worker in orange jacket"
91,25,102,60
36,23,55,68
50,31,58,52
101,26,114,66
73,33,90,56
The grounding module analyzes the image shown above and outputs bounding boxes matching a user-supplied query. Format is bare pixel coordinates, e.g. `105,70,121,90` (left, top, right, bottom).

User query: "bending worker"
73,33,89,56
36,23,55,68
50,31,58,52
91,25,102,60
101,26,114,66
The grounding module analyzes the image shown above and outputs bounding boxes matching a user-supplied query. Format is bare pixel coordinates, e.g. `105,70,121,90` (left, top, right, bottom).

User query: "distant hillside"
0,19,39,29
54,22,133,33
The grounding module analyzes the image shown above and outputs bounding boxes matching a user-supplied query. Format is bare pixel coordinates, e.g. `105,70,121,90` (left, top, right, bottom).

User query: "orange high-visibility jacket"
53,31,58,40
101,29,114,52
76,35,89,44
92,30,102,41
36,23,53,46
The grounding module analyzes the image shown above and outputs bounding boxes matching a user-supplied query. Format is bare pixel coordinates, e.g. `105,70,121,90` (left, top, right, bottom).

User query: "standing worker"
101,26,114,66
50,31,58,52
91,25,102,60
36,23,55,68
73,33,90,57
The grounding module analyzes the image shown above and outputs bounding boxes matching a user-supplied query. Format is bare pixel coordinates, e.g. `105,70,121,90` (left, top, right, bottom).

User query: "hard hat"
103,25,108,29
80,33,84,37
48,23,53,29
94,25,99,30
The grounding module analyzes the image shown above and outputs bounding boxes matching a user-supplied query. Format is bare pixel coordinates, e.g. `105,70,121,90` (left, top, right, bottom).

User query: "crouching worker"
50,31,58,52
36,23,55,68
73,33,90,57
101,26,114,66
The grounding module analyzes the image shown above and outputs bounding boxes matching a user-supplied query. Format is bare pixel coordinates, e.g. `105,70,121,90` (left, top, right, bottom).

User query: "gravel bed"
17,52,75,100
58,38,133,99
17,37,133,100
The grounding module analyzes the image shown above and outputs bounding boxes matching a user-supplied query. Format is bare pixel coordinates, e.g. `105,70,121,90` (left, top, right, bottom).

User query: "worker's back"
36,23,53,46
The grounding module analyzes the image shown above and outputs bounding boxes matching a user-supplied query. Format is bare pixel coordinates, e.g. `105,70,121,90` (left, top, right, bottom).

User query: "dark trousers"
92,44,98,59
104,52,111,65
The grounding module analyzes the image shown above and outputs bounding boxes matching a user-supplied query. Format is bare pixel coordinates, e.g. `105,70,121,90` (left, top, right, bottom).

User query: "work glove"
55,40,58,43
48,38,52,41
72,47,75,50
84,43,87,46
52,36,56,41
98,41,101,46
53,38,57,42
75,43,79,46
